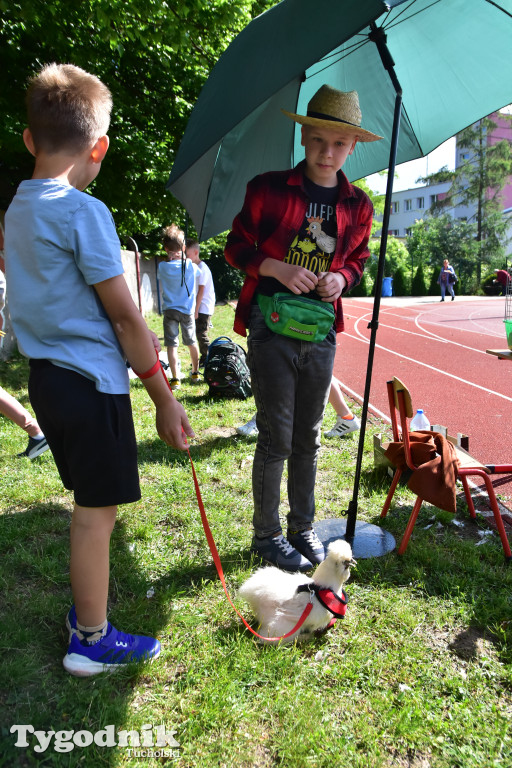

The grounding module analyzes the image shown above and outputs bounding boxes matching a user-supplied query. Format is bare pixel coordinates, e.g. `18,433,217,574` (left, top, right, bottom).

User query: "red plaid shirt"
225,161,373,337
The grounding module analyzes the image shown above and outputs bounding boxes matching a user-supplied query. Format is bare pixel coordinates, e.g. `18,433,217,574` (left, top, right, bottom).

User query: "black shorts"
29,360,140,508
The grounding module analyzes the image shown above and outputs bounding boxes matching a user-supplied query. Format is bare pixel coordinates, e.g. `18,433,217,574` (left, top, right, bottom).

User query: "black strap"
307,110,359,128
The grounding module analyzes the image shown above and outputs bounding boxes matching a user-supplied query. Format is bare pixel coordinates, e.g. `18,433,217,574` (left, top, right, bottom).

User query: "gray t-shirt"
5,179,129,394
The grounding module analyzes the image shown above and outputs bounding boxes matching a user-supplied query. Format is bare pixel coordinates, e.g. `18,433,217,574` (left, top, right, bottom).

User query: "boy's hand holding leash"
133,355,194,450
156,396,194,450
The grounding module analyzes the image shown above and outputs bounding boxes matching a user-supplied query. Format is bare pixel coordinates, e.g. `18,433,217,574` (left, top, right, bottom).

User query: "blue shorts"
29,360,140,508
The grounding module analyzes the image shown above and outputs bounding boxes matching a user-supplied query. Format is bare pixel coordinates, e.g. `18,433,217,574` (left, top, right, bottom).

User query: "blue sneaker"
66,605,77,641
63,621,160,677
251,533,312,572
287,527,326,565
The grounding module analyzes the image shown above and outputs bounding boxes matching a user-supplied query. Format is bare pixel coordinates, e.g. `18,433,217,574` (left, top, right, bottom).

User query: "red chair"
381,377,512,561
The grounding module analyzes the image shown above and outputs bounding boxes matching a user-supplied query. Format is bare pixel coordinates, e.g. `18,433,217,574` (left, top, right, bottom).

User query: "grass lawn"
1,303,511,768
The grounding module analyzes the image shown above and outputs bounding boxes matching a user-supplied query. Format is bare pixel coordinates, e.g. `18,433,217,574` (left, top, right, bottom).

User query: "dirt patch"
424,624,499,661
385,749,432,767
201,426,237,439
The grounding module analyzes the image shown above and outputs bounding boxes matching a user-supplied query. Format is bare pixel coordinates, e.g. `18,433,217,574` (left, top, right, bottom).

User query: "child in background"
236,375,361,438
5,63,193,676
186,238,216,368
158,225,200,389
0,385,50,458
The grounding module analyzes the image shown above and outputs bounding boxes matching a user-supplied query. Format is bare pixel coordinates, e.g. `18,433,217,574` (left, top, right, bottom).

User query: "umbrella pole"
344,24,402,550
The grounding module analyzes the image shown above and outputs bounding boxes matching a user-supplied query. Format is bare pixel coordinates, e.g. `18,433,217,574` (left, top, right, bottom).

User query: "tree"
420,114,512,284
367,235,410,281
0,0,274,240
411,263,428,296
392,266,408,296
407,215,478,294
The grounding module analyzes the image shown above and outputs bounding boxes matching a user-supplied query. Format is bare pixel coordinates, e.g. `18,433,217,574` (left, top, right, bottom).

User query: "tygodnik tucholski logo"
10,723,181,757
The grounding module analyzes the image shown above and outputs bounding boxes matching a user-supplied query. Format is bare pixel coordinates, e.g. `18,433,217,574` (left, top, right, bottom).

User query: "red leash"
137,358,314,642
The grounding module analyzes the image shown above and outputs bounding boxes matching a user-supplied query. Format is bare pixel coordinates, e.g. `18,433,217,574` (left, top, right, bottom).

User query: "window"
391,201,399,214
404,199,412,211
430,194,438,205
405,228,413,237
416,196,424,208
388,229,399,236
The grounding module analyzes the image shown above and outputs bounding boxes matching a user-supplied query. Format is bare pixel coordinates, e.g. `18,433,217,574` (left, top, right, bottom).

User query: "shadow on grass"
346,470,512,661
137,431,250,465
0,505,250,766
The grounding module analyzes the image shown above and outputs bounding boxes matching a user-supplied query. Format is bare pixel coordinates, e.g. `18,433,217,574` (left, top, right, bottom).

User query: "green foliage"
346,269,370,297
428,266,440,295
407,215,478,294
0,0,275,237
421,114,512,284
200,232,244,301
411,263,428,296
354,178,385,236
367,235,410,282
392,265,408,296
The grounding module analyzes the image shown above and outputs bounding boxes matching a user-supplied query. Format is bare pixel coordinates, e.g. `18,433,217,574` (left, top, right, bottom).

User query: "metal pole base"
315,518,396,559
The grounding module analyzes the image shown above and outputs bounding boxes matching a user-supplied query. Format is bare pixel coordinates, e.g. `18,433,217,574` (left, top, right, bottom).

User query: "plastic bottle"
410,408,430,431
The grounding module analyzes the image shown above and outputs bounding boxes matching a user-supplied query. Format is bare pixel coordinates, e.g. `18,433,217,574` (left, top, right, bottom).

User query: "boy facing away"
225,85,382,572
186,238,216,368
5,63,193,676
158,225,200,389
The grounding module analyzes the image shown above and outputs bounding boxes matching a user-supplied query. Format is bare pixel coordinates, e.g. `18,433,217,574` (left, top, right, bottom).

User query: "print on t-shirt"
284,180,338,275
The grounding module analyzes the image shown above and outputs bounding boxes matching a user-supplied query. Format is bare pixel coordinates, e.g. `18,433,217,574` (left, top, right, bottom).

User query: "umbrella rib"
381,0,419,27
313,36,370,65
484,0,512,20
383,0,445,32
309,39,371,79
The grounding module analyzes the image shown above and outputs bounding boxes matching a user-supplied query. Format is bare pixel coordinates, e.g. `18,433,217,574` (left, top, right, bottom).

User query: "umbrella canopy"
167,0,512,241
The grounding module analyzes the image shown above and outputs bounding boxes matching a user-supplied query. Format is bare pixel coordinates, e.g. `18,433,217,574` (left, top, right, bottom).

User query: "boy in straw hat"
225,84,382,572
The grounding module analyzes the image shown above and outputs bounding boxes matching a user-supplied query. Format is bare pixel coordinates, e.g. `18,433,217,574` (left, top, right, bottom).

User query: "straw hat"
282,85,383,143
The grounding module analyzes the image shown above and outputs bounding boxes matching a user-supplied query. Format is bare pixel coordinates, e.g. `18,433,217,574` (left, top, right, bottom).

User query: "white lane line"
343,329,512,403
413,308,504,349
337,381,391,422
352,310,502,357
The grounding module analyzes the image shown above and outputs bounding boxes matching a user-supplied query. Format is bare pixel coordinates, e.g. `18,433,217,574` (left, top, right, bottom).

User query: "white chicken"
238,539,356,645
306,216,336,254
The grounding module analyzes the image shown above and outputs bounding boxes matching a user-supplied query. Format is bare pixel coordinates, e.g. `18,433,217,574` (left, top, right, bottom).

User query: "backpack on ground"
203,336,252,399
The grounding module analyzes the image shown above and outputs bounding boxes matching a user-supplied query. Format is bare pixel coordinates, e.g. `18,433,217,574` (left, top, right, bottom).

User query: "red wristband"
133,356,162,380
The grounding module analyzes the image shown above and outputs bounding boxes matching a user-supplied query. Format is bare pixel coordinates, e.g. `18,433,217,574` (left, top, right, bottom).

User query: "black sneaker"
251,533,312,572
287,528,326,565
18,436,49,460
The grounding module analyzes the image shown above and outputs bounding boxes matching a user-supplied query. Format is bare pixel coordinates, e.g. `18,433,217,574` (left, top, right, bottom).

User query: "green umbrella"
167,0,512,556
167,0,512,241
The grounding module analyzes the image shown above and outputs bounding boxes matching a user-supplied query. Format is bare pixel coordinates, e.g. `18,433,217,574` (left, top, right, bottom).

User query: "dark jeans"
195,313,211,359
247,304,336,538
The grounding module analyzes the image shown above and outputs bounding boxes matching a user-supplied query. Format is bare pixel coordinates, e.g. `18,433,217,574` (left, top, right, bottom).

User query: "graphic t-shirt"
257,176,338,298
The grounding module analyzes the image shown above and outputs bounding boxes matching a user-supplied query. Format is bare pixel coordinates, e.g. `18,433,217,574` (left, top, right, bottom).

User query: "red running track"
333,296,512,502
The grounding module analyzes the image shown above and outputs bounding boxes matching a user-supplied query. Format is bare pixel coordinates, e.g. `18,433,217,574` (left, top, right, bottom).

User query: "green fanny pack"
257,292,335,342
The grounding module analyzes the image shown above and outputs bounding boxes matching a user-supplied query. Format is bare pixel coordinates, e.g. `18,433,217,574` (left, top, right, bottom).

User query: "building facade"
375,111,512,256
